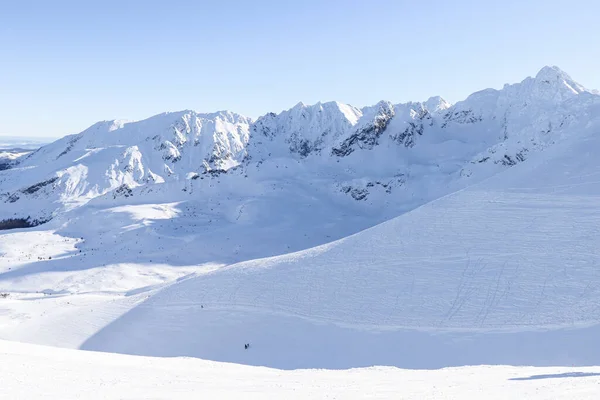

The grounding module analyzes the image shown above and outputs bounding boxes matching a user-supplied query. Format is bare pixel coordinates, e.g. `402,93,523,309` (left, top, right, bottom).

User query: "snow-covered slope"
77,113,600,369
0,111,252,221
4,340,600,400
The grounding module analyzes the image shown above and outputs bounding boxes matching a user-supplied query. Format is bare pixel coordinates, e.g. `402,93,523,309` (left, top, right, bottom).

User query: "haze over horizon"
2,0,599,138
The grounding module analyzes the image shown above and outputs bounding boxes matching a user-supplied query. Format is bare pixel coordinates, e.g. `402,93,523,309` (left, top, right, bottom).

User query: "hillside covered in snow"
1,66,600,371
3,340,600,399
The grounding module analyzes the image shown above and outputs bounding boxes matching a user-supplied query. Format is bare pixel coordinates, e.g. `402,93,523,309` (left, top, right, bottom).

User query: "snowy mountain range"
2,66,598,227
2,66,600,371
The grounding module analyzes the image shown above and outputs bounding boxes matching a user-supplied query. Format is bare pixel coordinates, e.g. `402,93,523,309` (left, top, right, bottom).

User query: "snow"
3,66,598,228
2,66,600,395
424,95,452,112
535,65,589,95
70,125,600,369
2,339,600,399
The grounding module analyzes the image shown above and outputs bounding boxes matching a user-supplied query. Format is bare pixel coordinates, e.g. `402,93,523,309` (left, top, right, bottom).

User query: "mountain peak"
292,101,307,110
535,65,570,80
425,96,452,112
534,65,587,95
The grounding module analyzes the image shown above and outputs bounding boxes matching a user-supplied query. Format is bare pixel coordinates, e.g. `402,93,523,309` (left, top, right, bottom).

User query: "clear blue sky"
1,0,599,138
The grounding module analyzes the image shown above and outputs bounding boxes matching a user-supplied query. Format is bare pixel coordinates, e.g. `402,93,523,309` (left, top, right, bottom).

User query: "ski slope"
79,118,600,369
3,340,600,399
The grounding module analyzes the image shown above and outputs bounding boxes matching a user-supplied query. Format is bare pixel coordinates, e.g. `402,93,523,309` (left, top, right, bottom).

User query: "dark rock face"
393,122,423,147
291,138,313,158
391,109,431,148
4,177,59,204
0,217,49,231
500,155,517,166
497,149,529,166
340,174,406,201
251,113,278,138
113,184,133,199
206,143,235,170
203,168,229,177
515,149,528,162
56,136,82,159
441,109,482,128
341,186,369,201
21,177,59,195
332,104,395,157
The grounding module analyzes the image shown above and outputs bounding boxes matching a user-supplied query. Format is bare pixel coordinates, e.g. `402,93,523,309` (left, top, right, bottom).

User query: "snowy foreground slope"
3,341,600,400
